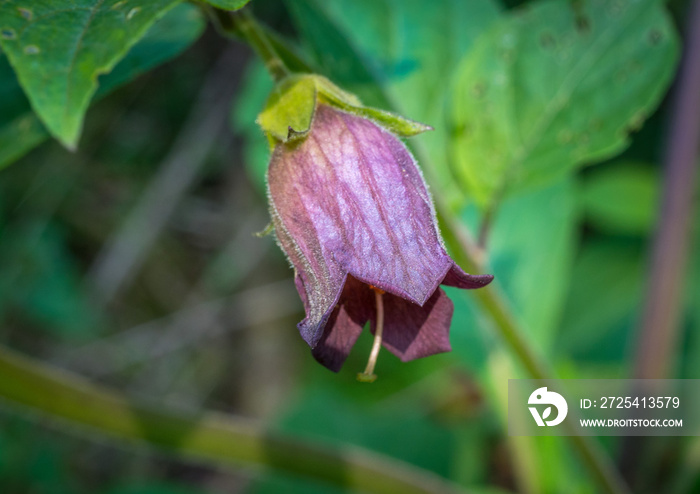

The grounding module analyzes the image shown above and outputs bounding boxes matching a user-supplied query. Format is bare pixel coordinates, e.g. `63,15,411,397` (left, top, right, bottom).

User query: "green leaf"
579,162,659,235
201,0,250,11
451,176,577,368
557,239,645,360
487,176,578,350
0,0,182,150
0,51,47,169
96,3,205,97
0,3,204,169
284,0,388,108
319,0,501,129
289,0,502,201
450,0,679,208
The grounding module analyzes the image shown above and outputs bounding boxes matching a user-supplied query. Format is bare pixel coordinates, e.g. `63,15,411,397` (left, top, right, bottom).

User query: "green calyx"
256,74,432,144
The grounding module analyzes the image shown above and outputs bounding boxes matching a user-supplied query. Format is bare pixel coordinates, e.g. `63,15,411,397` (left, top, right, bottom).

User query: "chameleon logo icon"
528,387,568,427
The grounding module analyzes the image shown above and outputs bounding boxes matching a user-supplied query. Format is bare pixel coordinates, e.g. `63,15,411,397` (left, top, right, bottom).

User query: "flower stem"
436,196,630,494
358,289,385,382
0,344,466,494
211,6,290,83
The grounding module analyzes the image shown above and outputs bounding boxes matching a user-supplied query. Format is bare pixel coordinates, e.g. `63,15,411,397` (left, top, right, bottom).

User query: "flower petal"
442,264,494,289
375,287,454,362
311,276,373,371
268,105,453,322
274,215,345,347
269,104,493,351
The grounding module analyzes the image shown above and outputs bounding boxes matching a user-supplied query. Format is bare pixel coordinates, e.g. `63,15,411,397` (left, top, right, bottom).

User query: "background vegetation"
0,0,698,493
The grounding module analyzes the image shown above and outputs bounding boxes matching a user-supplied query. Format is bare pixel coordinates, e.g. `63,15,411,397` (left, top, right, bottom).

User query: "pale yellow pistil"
357,286,385,383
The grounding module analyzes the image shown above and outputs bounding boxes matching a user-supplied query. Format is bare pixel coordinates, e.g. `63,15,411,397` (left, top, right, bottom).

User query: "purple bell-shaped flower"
267,103,493,377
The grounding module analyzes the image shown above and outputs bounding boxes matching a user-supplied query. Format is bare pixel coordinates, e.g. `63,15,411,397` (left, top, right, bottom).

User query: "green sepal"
254,222,275,238
339,104,433,138
314,75,433,137
257,74,431,144
256,75,318,142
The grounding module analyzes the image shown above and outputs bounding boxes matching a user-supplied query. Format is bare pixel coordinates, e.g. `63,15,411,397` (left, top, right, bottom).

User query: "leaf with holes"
0,0,181,150
0,2,203,168
450,0,679,208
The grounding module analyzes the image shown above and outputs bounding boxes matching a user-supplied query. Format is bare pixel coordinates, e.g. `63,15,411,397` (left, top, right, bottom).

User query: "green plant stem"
218,10,631,494
436,187,629,494
211,7,290,82
476,205,494,250
0,344,465,494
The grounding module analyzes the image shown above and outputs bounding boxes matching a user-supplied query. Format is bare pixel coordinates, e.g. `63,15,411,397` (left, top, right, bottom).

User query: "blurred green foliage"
202,0,251,11
0,0,183,148
0,0,698,493
0,221,101,340
579,163,660,235
0,3,205,169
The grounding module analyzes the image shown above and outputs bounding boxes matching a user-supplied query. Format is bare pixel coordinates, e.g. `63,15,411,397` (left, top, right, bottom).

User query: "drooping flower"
266,101,493,377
